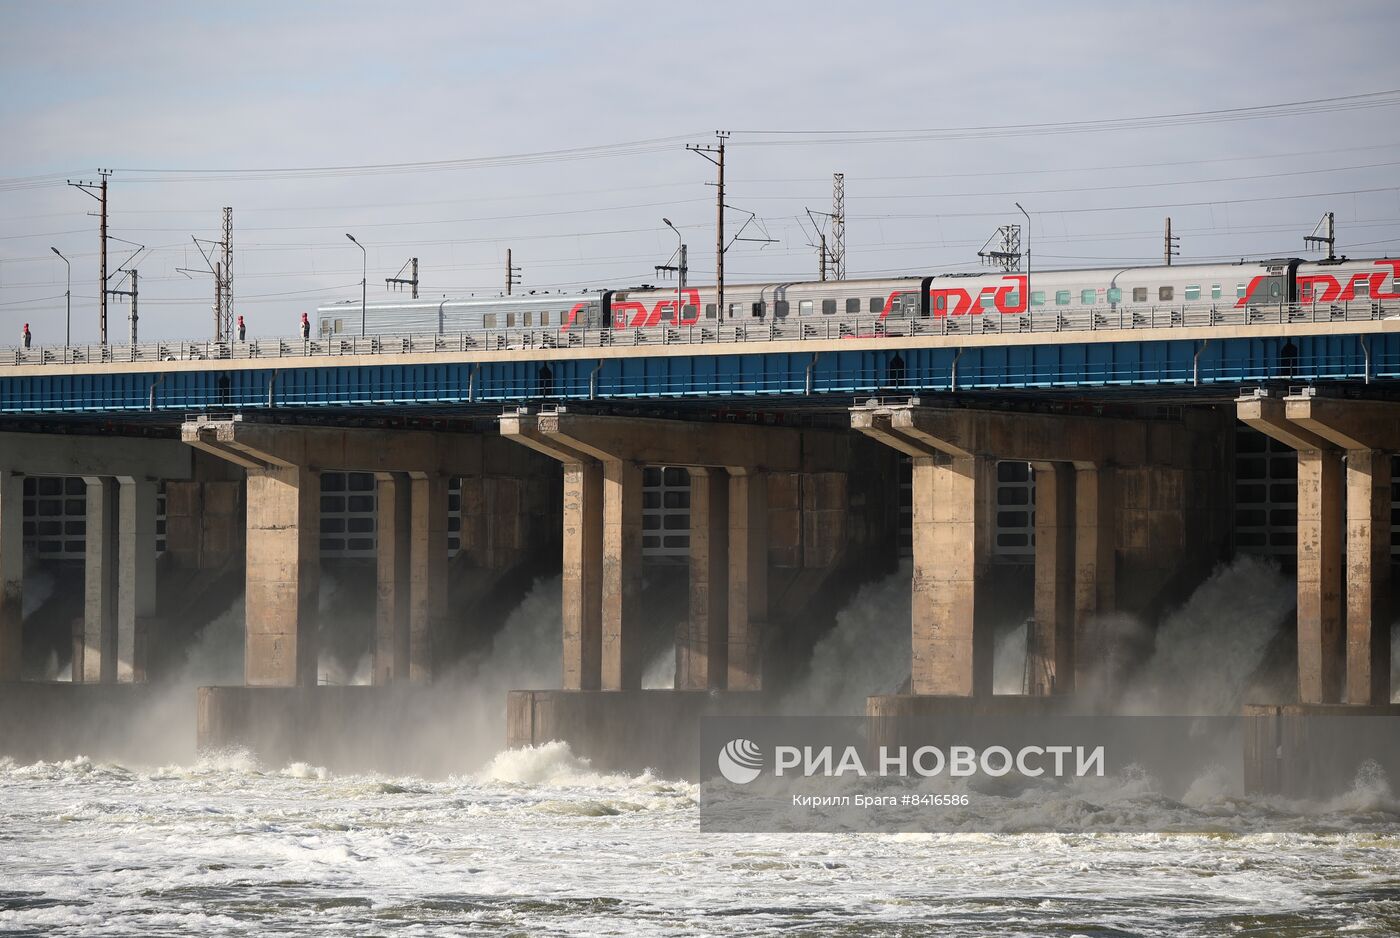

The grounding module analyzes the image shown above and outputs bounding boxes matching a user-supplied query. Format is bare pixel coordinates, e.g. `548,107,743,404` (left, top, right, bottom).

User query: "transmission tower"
830,172,846,280
220,208,233,341
977,225,1022,271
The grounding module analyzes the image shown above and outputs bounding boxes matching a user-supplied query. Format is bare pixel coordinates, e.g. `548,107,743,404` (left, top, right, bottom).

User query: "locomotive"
314,256,1400,338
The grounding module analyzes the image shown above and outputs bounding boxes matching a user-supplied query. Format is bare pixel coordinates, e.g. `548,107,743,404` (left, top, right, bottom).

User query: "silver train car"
314,257,1400,338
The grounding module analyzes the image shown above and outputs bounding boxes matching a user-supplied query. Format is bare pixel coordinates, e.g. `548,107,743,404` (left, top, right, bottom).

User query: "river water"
3,741,1400,936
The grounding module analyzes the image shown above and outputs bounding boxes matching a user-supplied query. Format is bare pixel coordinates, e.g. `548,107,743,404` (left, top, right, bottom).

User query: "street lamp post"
345,233,366,337
662,218,685,325
1014,202,1030,314
50,247,70,346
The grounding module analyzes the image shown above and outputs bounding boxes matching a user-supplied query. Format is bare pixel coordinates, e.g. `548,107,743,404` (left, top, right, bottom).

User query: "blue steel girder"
0,334,1397,414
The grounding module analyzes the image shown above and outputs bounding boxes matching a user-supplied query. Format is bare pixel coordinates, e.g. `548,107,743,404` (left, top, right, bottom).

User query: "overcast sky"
2,0,1398,343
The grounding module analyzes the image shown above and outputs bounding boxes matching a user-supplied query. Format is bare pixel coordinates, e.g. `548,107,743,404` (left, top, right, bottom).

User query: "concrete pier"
1237,390,1396,705
501,409,855,693
184,417,497,686
0,432,191,685
853,400,1231,701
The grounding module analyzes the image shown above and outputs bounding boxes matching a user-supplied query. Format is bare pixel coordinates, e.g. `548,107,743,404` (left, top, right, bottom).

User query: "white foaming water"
1,747,1398,935
784,564,911,714
1122,555,1295,714
21,565,55,618
641,643,677,689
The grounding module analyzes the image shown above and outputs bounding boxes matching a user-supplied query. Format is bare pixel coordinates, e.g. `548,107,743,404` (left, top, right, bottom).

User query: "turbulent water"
3,744,1400,936
6,557,1400,934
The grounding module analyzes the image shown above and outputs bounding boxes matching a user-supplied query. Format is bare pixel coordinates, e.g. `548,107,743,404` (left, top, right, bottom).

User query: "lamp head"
345,233,358,244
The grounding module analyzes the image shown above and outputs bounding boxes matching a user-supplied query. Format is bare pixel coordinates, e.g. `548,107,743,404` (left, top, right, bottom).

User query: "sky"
2,0,1399,344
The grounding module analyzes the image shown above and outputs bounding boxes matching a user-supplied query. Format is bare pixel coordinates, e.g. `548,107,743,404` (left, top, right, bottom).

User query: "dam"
2,298,1397,786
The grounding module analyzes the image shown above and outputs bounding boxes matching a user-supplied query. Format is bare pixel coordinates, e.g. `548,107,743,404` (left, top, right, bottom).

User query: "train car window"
319,319,331,335
1236,283,1247,298
705,303,717,319
822,299,836,315
1030,291,1046,307
979,294,996,309
775,300,791,318
483,313,497,329
1184,285,1200,301
1080,289,1095,305
1006,291,1020,308
728,303,743,319
541,311,550,326
1107,288,1122,304
751,302,764,318
523,311,533,327
846,297,860,314
1133,287,1147,303
507,312,517,327
1055,290,1070,306
869,297,883,313
1355,280,1371,298
1159,286,1174,301
1211,284,1222,300
683,305,696,320
795,300,811,316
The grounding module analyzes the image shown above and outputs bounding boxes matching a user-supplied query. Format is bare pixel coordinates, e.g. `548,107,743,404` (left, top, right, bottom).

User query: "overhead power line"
732,89,1400,143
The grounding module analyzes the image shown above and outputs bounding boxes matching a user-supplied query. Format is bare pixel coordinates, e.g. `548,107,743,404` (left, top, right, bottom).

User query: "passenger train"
314,256,1400,338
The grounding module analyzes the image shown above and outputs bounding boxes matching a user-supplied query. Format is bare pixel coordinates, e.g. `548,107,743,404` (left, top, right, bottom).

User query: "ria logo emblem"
717,738,763,784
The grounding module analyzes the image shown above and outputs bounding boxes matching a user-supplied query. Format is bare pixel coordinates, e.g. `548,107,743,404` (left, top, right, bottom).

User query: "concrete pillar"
1073,464,1116,687
408,473,449,683
727,470,768,691
1297,450,1345,704
910,456,995,697
116,478,157,683
0,470,22,682
1030,461,1076,695
1345,450,1389,704
561,462,602,690
82,476,117,683
374,472,410,685
601,459,643,690
681,467,728,690
245,467,319,687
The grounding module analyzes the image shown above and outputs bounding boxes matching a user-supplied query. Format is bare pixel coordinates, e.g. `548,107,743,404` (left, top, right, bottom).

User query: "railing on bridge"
4,300,1397,368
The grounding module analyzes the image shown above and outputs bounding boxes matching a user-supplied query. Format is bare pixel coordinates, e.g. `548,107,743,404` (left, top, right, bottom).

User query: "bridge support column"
1238,392,1400,705
1344,449,1391,705
1297,451,1346,703
913,456,995,696
245,467,320,687
0,470,22,682
82,477,117,683
116,478,157,683
600,459,643,690
680,467,727,690
1073,463,1117,689
727,470,768,692
1030,462,1075,695
561,462,603,690
408,473,449,683
374,473,410,685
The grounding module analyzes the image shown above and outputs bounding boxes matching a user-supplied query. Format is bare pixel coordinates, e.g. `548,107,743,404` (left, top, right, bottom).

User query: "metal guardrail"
3,300,1397,369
